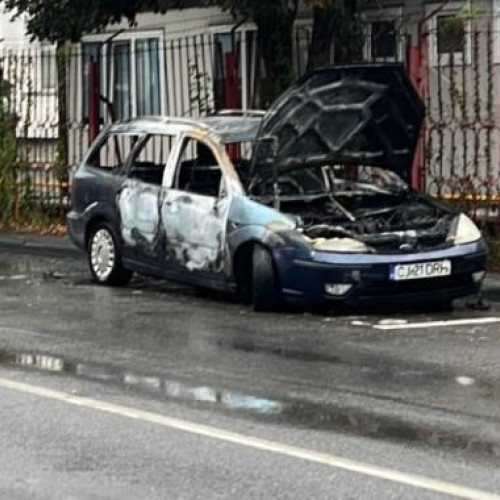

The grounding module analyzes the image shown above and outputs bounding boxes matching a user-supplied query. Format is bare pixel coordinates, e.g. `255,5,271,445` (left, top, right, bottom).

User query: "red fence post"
408,40,428,192
408,44,424,190
88,59,99,145
224,52,241,161
224,52,238,110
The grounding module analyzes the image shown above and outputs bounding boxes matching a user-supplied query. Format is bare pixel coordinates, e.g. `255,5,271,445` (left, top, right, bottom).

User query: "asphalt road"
1,247,500,499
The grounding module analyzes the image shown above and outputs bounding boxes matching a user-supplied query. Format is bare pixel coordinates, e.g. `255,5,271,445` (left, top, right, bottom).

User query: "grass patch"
0,212,67,236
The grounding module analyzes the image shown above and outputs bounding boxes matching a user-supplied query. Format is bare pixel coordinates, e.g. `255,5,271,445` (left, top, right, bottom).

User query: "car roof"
107,112,264,144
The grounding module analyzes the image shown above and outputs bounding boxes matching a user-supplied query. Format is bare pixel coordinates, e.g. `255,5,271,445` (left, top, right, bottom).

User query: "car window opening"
87,133,142,171
129,134,175,186
176,139,223,198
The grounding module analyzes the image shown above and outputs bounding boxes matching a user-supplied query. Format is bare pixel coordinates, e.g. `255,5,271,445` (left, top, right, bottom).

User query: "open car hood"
257,64,424,182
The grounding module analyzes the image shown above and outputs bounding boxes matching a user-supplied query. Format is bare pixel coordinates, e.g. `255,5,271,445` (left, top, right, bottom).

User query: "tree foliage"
4,0,358,104
206,0,299,103
0,79,20,221
3,0,169,42
305,0,360,67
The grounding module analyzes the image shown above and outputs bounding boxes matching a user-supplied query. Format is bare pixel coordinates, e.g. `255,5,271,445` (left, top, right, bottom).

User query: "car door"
160,134,230,276
117,134,175,267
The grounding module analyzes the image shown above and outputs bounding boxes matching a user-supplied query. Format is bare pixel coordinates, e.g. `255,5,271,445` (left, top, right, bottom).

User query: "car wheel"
252,245,281,312
87,222,133,286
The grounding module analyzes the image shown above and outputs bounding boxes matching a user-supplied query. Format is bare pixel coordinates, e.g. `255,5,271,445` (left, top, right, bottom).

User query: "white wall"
0,4,30,47
81,7,234,39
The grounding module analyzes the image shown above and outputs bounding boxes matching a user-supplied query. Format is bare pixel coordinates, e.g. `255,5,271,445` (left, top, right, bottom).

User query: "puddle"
0,350,283,417
0,348,499,458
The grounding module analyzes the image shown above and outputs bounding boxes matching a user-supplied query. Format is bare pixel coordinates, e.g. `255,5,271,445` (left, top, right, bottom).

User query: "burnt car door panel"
117,133,230,277
161,191,228,273
159,136,229,275
118,179,162,263
117,134,175,266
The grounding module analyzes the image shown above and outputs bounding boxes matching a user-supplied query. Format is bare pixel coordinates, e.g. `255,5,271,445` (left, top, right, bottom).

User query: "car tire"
252,245,281,312
87,222,133,287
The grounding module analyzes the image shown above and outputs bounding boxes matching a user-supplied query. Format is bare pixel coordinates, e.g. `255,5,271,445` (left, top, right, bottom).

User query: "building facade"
0,1,498,217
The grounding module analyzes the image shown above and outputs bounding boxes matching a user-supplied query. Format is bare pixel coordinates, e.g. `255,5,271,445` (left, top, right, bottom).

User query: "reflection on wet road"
1,345,500,461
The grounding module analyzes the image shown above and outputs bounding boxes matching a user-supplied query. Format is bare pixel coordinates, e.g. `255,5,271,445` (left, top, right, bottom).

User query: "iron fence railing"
0,22,499,228
419,18,500,228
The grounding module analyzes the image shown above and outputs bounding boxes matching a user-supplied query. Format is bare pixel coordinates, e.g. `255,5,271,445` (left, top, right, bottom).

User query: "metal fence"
0,21,499,227
415,17,500,228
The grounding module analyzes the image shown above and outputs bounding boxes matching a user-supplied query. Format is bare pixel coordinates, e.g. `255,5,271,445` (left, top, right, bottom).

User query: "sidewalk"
0,231,81,257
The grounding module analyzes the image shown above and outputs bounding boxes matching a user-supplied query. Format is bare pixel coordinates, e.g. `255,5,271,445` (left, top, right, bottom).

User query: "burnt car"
68,64,487,311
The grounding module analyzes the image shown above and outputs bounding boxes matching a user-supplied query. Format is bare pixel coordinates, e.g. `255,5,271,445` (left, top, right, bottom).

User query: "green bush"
0,80,20,223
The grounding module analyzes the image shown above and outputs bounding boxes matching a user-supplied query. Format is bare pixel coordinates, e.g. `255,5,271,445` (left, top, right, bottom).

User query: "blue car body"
68,64,487,309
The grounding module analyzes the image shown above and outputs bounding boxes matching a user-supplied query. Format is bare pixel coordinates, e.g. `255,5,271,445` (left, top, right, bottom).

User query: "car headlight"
313,237,369,253
448,214,482,246
265,220,295,232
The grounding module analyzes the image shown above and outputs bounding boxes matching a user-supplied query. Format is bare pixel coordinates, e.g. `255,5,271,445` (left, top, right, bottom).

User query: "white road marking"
456,376,475,386
373,317,500,331
0,378,498,500
0,275,29,281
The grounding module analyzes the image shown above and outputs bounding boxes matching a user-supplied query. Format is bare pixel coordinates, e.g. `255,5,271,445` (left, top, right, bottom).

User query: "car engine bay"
249,167,456,253
285,194,454,252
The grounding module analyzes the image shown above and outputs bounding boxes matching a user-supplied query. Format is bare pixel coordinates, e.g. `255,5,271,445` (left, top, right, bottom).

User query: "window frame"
125,133,177,186
38,42,57,95
427,2,472,67
79,30,167,121
173,135,225,198
293,19,315,75
85,131,144,173
361,7,405,63
208,24,257,112
207,20,312,110
494,0,500,64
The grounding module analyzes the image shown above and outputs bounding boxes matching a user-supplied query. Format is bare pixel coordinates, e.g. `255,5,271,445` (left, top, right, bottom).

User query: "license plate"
390,260,452,281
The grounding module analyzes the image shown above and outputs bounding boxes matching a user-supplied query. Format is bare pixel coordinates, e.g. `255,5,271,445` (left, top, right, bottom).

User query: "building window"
210,26,260,111
361,8,403,62
293,23,315,76
40,42,56,92
113,41,132,120
371,21,397,60
136,39,161,116
428,4,471,66
437,15,466,57
81,34,163,122
214,32,241,110
494,0,500,63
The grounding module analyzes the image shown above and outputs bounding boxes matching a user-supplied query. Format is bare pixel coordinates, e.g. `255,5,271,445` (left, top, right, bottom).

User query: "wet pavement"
1,246,500,498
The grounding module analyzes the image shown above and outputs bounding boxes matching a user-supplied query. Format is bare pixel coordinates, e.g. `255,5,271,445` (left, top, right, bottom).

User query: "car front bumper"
273,241,488,306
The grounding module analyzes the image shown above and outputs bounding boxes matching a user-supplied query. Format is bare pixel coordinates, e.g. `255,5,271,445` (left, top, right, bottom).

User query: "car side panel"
117,178,163,264
68,166,125,251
